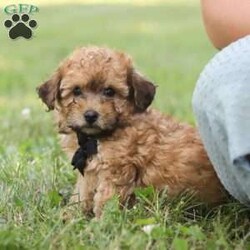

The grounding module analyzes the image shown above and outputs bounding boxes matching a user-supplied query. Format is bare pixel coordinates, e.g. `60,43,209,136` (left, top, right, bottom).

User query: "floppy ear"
37,70,61,111
129,69,156,112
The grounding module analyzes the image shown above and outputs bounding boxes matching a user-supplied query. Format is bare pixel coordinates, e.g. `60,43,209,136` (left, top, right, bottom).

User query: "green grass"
1,1,250,249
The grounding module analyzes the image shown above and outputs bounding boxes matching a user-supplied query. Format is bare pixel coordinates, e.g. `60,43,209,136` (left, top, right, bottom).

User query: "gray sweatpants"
192,36,250,205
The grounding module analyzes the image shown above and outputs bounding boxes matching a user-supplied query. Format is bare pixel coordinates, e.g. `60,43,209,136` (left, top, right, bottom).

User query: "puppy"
38,47,226,217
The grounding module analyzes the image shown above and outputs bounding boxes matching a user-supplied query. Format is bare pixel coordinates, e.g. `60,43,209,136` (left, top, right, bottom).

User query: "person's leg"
192,35,250,205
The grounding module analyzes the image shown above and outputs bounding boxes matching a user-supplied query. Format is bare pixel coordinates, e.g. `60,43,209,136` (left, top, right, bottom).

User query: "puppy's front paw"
60,207,75,223
93,205,103,218
93,183,116,218
70,196,94,216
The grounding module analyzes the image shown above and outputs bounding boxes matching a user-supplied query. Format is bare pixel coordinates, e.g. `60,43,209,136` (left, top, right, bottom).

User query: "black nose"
84,110,99,124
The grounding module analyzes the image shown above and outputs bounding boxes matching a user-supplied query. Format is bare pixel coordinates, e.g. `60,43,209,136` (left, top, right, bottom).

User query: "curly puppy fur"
38,47,226,217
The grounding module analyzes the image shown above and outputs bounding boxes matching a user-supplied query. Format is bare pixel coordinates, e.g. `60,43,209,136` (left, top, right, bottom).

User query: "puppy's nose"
84,110,99,124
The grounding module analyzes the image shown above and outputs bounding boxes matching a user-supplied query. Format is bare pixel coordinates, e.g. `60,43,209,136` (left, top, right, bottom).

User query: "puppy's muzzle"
84,110,99,124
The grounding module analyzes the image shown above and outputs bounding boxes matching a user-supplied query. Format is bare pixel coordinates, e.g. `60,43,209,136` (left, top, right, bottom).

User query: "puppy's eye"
73,86,82,96
103,87,115,97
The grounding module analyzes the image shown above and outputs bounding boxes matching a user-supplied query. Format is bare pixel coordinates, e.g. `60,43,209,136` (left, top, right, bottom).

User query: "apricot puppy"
38,47,226,217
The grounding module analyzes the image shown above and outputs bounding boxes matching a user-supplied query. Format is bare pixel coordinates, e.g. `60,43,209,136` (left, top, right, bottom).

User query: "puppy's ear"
128,69,156,112
37,70,61,111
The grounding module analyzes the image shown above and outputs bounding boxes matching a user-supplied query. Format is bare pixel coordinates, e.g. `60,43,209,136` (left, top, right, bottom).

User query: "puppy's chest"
84,139,135,173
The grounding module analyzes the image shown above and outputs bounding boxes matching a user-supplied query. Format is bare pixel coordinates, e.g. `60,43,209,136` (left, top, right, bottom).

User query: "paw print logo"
4,14,37,39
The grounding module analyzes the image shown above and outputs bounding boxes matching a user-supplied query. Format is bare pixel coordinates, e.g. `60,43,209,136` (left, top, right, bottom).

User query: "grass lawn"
0,1,250,249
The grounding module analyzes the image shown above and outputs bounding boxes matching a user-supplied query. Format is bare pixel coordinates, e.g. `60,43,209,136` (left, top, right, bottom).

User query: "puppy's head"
37,47,156,135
